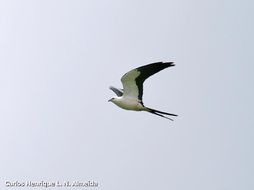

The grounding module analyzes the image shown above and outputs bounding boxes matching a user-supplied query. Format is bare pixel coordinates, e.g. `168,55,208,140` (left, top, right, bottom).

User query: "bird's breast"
113,98,143,111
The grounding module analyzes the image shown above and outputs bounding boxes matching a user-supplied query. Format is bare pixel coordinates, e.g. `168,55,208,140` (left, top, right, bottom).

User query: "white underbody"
111,97,146,111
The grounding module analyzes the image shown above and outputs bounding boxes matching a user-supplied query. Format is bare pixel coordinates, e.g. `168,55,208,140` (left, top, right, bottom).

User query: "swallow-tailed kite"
108,62,177,120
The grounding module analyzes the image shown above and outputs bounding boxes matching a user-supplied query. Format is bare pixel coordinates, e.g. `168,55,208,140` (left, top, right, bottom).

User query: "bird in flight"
108,62,177,120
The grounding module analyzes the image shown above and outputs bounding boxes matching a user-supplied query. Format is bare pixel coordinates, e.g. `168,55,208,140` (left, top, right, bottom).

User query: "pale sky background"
0,0,253,190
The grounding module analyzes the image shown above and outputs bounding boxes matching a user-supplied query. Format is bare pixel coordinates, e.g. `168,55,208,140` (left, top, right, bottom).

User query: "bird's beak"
108,99,111,102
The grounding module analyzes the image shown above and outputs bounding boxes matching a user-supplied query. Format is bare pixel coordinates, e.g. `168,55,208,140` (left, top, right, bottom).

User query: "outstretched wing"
121,62,175,101
109,86,123,97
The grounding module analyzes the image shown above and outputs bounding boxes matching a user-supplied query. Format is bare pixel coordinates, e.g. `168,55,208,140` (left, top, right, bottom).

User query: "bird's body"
111,96,145,111
108,62,177,120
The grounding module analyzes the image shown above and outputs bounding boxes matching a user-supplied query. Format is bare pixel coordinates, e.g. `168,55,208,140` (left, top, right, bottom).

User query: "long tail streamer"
146,107,178,121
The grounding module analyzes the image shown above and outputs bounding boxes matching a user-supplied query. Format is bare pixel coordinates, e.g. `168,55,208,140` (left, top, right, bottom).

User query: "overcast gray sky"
0,0,254,189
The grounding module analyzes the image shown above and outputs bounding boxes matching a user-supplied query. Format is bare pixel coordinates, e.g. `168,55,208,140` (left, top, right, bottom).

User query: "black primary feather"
135,62,175,101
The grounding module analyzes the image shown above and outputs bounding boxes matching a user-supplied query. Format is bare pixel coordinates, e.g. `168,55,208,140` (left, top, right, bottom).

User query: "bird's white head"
108,97,115,103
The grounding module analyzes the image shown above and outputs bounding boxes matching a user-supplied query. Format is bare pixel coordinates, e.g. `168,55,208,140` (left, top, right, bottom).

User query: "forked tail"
145,107,178,121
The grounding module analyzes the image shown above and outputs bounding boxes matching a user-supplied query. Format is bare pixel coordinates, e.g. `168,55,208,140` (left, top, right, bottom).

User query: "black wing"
134,62,175,101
